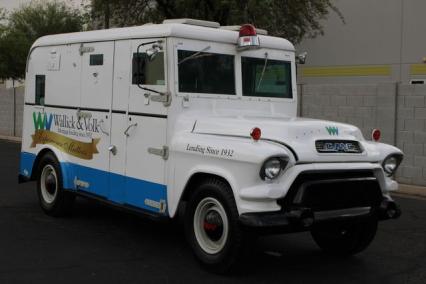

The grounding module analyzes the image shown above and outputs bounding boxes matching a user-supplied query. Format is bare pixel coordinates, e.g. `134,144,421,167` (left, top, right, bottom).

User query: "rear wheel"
36,152,75,217
184,178,245,273
311,218,378,256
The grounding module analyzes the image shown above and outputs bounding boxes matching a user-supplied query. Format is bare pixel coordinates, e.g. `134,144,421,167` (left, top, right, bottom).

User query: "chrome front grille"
315,140,362,154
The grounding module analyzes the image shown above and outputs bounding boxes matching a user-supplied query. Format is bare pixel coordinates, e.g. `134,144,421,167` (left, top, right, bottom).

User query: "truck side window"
132,52,165,85
35,75,46,105
177,50,235,95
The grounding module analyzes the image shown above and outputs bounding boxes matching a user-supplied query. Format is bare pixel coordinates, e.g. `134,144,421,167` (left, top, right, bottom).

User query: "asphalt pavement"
1,139,425,284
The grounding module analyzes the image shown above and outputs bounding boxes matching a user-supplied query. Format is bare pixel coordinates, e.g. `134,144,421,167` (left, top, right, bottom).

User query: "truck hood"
192,115,381,163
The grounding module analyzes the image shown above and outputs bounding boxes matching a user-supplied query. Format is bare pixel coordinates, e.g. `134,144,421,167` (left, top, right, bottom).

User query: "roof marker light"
250,127,262,141
372,129,381,142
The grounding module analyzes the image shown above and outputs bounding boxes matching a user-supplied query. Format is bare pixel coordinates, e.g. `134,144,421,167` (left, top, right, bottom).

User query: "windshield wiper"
178,46,211,64
256,52,269,91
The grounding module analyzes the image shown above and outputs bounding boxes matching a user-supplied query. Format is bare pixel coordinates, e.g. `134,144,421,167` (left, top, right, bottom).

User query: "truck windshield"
241,57,292,99
177,50,235,95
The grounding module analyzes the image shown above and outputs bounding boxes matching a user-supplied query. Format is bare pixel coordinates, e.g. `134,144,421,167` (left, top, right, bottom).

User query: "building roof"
31,23,295,51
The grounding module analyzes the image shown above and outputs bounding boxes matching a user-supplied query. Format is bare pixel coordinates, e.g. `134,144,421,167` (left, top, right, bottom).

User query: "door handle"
124,123,138,137
98,119,109,136
108,145,117,155
143,92,172,107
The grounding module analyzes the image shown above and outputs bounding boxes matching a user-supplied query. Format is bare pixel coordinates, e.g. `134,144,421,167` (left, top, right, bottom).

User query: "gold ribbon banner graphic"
31,130,100,160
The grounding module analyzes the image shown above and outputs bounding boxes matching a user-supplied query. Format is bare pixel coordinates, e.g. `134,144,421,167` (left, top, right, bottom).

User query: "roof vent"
162,18,220,28
220,25,268,35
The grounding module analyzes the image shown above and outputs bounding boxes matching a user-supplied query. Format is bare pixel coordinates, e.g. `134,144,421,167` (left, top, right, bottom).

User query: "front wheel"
36,152,75,217
184,178,245,273
311,218,378,256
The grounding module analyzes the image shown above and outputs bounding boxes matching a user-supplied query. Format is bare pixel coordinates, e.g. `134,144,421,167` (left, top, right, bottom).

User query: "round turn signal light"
250,127,261,141
372,129,381,141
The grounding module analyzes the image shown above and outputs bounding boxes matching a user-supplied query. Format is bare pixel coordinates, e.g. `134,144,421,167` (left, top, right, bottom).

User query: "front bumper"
239,199,401,234
239,169,401,234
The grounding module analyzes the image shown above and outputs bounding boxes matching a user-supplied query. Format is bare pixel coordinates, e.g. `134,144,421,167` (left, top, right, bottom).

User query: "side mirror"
132,53,147,85
297,52,308,64
146,43,162,61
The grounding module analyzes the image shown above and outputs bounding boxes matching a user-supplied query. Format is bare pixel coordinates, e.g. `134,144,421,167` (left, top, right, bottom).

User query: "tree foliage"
0,8,6,26
0,1,83,80
87,0,154,29
89,0,343,44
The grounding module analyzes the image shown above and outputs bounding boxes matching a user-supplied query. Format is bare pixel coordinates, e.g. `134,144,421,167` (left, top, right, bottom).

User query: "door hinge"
76,108,92,120
148,145,169,160
74,177,90,189
79,44,94,55
144,199,167,213
149,92,172,107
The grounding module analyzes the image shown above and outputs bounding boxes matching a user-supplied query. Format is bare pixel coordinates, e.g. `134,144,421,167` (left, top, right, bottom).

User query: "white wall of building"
296,0,426,186
297,0,426,84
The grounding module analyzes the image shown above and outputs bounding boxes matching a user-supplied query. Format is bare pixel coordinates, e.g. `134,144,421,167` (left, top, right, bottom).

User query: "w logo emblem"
33,112,53,131
326,126,339,136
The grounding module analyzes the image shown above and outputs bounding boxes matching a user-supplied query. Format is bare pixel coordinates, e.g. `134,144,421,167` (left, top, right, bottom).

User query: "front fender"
364,141,404,162
359,141,403,192
167,132,293,217
172,132,295,164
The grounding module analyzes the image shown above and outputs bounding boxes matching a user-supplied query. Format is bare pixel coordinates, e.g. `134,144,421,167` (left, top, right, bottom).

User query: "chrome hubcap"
194,197,229,254
40,165,58,204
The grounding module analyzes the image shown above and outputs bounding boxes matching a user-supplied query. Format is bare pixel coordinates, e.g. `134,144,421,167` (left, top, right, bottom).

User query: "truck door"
75,42,114,197
125,38,168,213
109,39,168,213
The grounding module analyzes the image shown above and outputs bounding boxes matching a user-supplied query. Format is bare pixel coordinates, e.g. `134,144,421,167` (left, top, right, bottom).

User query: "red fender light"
372,129,381,142
250,127,262,141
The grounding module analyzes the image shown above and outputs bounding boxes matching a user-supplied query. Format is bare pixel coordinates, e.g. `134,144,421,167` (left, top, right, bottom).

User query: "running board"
69,189,169,222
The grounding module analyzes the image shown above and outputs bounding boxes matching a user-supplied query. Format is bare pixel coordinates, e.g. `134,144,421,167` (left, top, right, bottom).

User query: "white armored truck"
19,19,403,272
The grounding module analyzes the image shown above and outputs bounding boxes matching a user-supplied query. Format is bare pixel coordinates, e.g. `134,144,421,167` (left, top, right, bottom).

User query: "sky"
0,0,85,11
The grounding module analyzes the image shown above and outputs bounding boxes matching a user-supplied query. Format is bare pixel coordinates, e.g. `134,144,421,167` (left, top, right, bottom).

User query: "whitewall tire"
36,152,75,217
184,178,246,273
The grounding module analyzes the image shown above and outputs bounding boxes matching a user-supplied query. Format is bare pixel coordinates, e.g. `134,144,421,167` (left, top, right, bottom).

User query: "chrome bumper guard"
239,199,401,234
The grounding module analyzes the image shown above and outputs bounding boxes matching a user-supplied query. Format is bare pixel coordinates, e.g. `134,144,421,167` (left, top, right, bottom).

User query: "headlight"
382,154,403,176
260,157,288,180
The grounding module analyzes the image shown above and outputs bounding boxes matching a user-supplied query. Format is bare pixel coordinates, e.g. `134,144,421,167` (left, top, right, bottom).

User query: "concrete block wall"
0,87,24,137
14,87,25,137
299,83,426,186
300,83,397,145
395,84,426,186
0,88,15,136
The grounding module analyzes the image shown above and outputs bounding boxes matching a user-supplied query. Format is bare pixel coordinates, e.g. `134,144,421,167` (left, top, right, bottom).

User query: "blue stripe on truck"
19,152,37,178
19,152,167,214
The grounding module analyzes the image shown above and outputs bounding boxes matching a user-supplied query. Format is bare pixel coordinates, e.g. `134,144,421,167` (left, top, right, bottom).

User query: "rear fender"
29,145,76,189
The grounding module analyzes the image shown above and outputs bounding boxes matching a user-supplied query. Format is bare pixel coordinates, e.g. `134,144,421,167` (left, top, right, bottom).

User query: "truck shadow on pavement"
65,196,380,282
6,180,422,283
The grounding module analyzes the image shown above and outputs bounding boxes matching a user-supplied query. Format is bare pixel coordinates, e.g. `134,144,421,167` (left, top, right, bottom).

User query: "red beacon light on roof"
238,24,260,50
